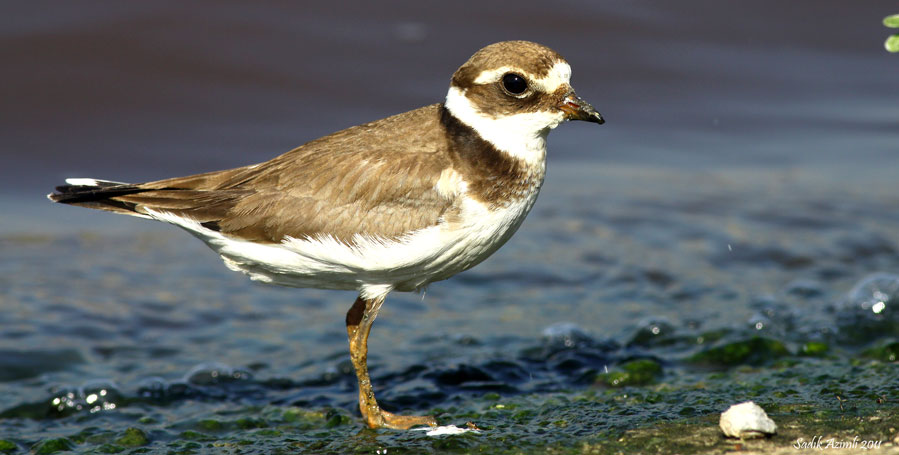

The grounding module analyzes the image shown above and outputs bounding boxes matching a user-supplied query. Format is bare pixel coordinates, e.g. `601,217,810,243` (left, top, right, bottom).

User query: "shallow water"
3,163,899,452
2,1,899,453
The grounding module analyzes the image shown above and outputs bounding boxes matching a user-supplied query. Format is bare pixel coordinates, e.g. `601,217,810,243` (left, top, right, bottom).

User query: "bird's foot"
363,407,437,430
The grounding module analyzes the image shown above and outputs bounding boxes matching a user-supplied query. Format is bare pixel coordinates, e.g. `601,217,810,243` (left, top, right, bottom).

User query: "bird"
48,40,604,430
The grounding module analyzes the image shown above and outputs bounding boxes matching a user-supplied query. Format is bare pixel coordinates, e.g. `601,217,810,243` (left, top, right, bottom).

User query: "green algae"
198,418,224,431
325,412,352,428
116,427,149,446
862,341,899,362
596,358,663,387
799,341,829,357
32,438,74,454
282,408,325,423
0,440,15,453
235,417,268,429
97,443,125,453
688,337,790,367
9,370,898,455
4,345,895,454
3,314,897,454
178,430,216,442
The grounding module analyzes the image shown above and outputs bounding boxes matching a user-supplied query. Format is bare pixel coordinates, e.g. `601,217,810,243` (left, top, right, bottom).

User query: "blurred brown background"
1,0,897,197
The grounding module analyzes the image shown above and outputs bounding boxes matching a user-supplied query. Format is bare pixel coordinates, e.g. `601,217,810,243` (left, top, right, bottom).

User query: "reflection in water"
847,273,899,314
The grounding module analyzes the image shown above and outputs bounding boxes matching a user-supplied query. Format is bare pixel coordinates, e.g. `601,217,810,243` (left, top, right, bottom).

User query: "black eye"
501,73,528,95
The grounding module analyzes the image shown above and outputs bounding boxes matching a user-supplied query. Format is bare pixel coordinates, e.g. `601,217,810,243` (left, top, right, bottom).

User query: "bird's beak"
559,91,604,125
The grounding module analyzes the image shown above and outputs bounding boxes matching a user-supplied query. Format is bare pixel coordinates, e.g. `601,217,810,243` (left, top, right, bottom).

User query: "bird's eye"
501,73,528,95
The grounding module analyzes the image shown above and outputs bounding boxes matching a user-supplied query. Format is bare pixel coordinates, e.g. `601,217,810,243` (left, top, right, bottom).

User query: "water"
1,1,898,453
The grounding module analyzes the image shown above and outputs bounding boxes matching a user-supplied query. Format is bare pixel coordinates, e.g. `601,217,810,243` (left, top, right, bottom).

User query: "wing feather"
50,105,458,244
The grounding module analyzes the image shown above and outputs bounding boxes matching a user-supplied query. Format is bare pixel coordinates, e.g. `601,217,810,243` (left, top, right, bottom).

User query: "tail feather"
64,178,127,187
48,179,154,217
50,179,144,201
48,175,250,223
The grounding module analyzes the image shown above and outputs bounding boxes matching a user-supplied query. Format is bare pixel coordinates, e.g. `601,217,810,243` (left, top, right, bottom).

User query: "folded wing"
49,105,457,244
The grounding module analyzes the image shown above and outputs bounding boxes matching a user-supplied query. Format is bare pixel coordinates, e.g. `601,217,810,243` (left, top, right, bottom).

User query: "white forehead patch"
472,61,572,93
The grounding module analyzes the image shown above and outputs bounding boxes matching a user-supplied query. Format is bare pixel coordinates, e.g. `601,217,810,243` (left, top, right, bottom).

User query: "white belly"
146,189,541,298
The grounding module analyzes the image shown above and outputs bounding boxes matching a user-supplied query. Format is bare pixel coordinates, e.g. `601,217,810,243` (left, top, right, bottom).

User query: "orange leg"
345,295,438,429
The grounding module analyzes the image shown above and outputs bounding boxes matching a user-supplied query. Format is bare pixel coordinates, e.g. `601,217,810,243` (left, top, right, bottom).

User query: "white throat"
444,86,564,167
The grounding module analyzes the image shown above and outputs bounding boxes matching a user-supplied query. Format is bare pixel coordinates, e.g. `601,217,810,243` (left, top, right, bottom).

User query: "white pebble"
719,401,777,438
412,425,480,436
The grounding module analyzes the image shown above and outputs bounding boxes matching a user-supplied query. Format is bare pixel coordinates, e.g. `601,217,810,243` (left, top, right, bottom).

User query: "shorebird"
48,40,603,429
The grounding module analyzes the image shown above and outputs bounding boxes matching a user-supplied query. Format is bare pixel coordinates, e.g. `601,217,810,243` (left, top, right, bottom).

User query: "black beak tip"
587,112,604,125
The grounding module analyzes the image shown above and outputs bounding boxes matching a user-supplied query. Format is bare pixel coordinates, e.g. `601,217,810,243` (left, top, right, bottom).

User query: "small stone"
719,401,776,439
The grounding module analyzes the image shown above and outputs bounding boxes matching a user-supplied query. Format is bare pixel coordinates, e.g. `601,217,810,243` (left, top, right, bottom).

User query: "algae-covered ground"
2,165,898,454
1,338,897,454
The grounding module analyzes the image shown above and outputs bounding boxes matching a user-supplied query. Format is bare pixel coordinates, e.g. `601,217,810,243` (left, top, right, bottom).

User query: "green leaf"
884,14,899,28
886,35,899,53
